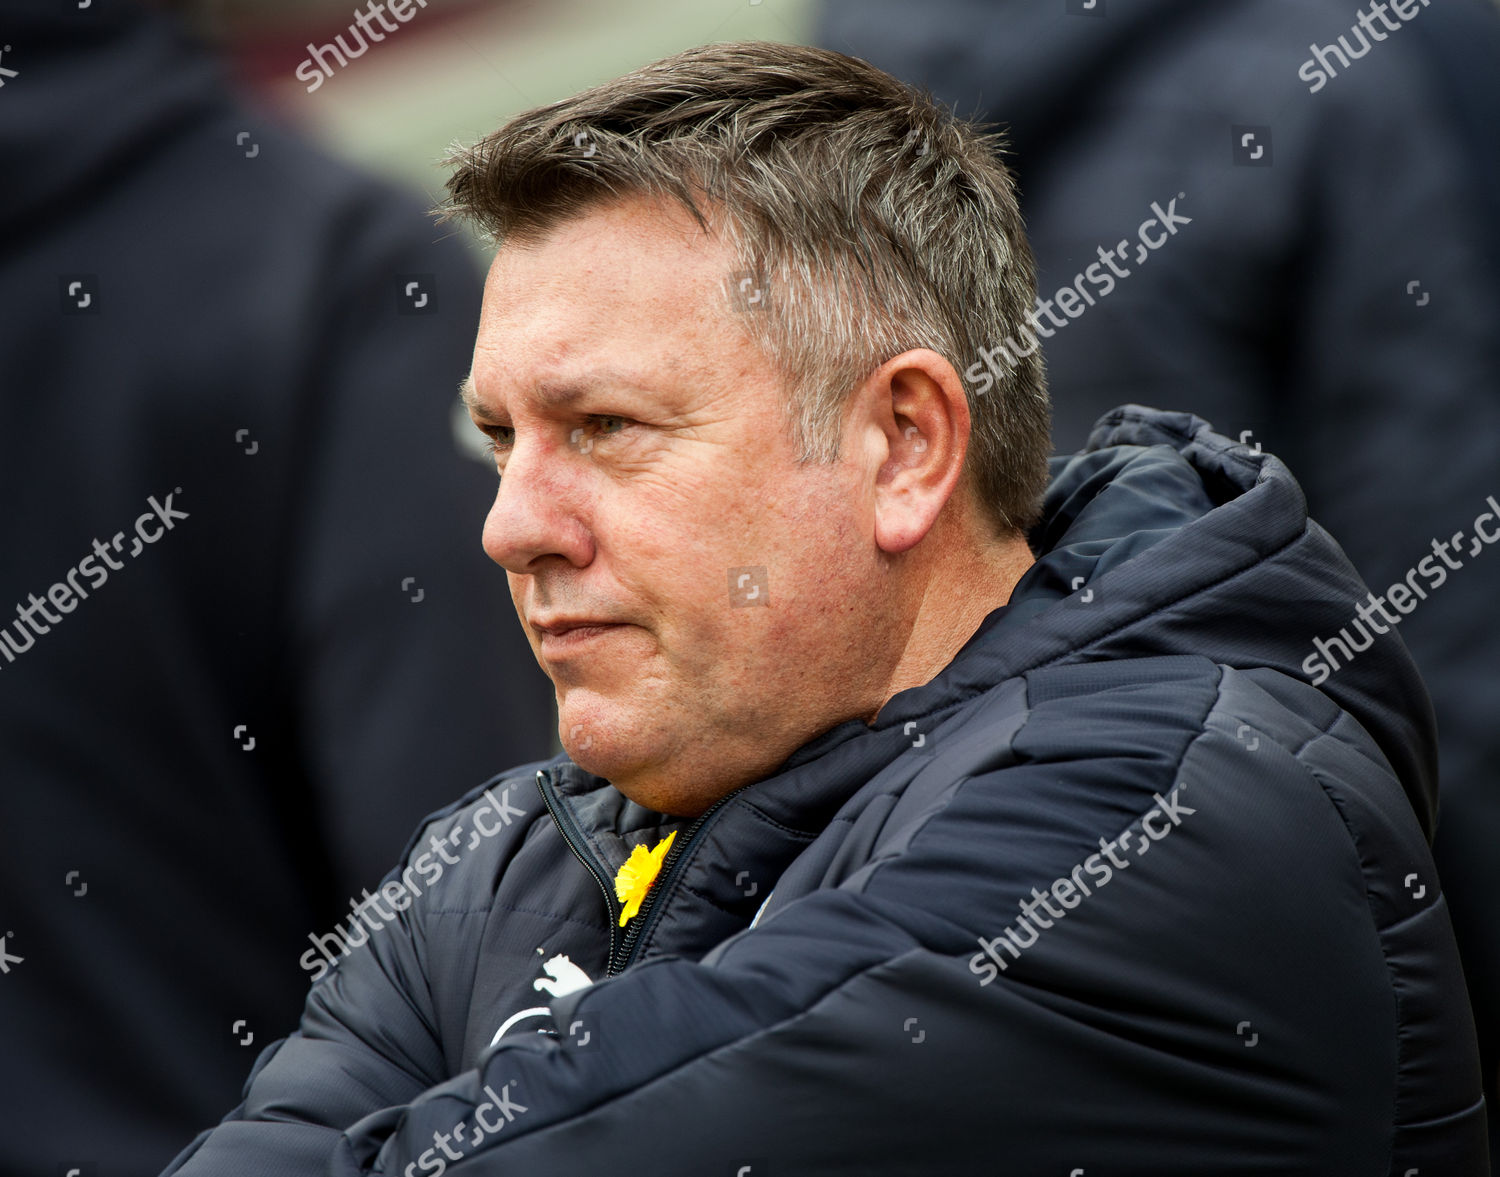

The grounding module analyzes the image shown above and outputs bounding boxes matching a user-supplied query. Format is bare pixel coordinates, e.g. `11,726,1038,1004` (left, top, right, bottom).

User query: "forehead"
469,196,746,405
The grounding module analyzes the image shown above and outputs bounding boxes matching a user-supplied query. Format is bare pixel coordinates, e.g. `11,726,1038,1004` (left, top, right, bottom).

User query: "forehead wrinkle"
477,203,741,418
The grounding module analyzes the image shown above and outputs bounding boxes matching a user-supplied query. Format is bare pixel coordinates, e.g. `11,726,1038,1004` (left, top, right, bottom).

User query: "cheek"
741,492,868,655
597,453,858,662
770,476,864,583
600,465,757,602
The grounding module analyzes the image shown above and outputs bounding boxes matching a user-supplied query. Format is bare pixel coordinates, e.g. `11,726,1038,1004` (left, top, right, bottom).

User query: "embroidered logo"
490,952,595,1047
533,953,593,997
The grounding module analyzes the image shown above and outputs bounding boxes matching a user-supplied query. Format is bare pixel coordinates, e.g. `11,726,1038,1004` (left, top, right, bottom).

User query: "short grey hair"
441,40,1050,536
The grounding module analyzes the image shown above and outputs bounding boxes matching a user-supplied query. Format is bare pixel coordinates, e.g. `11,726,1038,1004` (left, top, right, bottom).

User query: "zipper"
607,782,753,976
537,766,756,978
535,768,620,971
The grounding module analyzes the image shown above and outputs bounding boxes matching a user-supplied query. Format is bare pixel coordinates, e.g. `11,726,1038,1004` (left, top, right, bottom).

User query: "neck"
872,522,1034,720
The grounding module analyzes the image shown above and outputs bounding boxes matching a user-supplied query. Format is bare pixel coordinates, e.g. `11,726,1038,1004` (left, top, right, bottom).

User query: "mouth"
533,621,628,656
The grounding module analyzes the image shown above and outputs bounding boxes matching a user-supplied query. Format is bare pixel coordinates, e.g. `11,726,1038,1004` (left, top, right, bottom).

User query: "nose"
481,438,595,573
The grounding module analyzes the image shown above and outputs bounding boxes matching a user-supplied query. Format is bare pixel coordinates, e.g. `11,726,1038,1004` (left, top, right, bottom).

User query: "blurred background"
1,0,1496,1172
218,0,818,251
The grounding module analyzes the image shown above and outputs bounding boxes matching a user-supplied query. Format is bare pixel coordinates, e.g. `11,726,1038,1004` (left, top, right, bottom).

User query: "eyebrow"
457,375,485,416
458,372,654,417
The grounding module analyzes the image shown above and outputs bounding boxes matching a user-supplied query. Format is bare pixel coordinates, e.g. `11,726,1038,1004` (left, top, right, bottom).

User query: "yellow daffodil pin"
614,831,676,926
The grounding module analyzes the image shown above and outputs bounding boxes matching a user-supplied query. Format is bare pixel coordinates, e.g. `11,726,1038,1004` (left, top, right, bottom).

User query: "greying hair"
441,40,1050,536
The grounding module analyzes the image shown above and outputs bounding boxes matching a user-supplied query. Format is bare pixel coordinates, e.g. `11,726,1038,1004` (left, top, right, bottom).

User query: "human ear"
855,349,971,555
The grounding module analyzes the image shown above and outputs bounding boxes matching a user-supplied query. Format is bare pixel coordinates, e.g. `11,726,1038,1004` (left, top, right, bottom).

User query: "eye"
571,416,631,448
479,424,514,458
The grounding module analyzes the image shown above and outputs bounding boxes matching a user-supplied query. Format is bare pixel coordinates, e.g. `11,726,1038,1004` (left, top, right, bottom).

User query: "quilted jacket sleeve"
161,775,543,1176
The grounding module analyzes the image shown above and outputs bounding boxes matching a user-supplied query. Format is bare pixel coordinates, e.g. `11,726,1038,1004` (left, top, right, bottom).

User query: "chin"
564,739,646,792
579,757,706,818
558,712,717,816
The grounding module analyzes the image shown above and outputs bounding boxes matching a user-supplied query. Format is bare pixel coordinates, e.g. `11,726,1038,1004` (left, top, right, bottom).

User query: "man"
165,41,1486,1174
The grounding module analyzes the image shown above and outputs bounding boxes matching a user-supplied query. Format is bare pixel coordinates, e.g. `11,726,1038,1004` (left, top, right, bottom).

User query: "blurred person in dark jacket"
818,0,1500,1160
0,1,553,1172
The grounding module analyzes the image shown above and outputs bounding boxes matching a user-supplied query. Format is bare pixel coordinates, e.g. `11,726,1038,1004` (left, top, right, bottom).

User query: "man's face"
465,195,906,816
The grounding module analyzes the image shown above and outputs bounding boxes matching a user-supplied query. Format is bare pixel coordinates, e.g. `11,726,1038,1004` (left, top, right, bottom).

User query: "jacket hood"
0,1,223,236
926,404,1438,834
